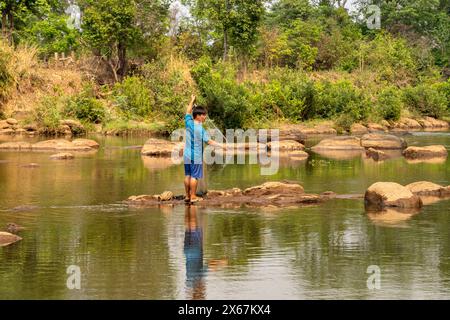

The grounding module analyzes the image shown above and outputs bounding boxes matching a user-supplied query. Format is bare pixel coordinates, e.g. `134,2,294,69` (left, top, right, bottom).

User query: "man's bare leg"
184,176,191,201
190,178,199,201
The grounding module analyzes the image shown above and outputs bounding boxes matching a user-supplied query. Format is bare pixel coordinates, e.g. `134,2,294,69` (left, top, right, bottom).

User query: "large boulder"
365,182,423,208
405,181,450,196
267,140,305,151
361,133,407,150
0,142,32,150
141,138,183,157
392,118,422,130
59,119,85,134
311,136,364,151
402,145,447,159
0,232,22,247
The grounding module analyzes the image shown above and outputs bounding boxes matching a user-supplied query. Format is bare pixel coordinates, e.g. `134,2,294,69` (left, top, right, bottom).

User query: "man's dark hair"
193,106,207,119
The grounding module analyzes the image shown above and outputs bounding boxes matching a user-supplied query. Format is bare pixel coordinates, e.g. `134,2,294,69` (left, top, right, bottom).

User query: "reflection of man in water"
184,205,206,299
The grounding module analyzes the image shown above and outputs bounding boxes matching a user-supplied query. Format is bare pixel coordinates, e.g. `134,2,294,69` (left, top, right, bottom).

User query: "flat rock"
6,118,18,125
393,118,422,130
0,120,11,129
405,181,450,196
403,145,447,159
32,139,98,151
311,136,364,151
141,138,183,157
0,232,22,247
0,128,15,135
365,182,422,209
361,133,407,149
267,140,305,151
0,142,32,150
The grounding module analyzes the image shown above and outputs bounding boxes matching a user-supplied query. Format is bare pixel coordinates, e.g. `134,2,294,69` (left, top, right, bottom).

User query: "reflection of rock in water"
366,207,421,227
405,157,447,164
141,156,176,171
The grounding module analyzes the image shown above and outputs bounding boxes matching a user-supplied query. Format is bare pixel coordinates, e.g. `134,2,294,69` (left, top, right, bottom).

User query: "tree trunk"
8,12,13,44
117,42,127,81
223,28,228,61
1,12,7,40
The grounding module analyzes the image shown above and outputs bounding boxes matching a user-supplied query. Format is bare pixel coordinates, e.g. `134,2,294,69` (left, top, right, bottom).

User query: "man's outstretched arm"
186,94,196,115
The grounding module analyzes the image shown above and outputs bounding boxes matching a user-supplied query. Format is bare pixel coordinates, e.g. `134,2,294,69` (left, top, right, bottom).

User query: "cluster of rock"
0,223,24,247
310,133,448,162
350,117,449,134
0,138,99,151
127,181,327,208
0,118,86,136
364,181,450,210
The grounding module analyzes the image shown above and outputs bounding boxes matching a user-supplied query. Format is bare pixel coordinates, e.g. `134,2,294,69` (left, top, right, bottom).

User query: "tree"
81,0,140,82
0,0,41,43
184,0,265,61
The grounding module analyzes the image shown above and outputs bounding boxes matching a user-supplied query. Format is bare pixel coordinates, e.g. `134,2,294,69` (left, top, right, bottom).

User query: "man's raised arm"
186,94,196,115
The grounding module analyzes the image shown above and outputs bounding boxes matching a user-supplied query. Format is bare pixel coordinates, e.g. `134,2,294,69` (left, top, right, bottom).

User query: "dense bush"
403,84,447,118
34,95,63,132
313,80,369,121
376,87,403,121
112,76,153,119
64,84,107,123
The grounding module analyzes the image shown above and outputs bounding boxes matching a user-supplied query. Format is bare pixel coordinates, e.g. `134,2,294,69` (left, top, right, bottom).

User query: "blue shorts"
184,163,203,179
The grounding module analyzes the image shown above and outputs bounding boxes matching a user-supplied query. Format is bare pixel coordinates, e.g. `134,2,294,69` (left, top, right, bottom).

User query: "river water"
0,132,449,299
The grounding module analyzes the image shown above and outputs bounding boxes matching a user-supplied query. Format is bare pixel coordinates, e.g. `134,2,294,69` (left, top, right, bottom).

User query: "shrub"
376,86,403,121
64,84,107,123
314,80,369,121
34,95,64,132
113,76,153,119
403,84,447,118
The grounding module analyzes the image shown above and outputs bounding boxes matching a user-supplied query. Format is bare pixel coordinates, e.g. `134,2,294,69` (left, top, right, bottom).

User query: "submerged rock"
50,152,75,160
402,145,447,159
32,139,99,151
126,181,322,208
361,133,407,150
0,142,32,150
6,223,25,234
365,182,422,209
366,207,421,227
0,232,22,247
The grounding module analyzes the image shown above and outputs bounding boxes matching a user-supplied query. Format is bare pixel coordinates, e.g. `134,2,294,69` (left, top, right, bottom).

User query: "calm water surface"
0,132,449,299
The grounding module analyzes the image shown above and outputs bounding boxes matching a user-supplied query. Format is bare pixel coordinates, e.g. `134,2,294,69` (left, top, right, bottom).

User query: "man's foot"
190,197,203,204
184,196,191,203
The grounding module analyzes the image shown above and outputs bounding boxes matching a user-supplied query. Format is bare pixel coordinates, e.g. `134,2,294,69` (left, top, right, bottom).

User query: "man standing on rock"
184,95,224,204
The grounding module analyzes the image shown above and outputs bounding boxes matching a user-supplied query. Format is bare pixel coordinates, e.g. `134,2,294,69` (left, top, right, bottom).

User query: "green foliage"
112,76,153,118
376,86,403,121
34,95,63,132
20,13,80,56
64,84,107,123
403,84,448,118
313,80,369,121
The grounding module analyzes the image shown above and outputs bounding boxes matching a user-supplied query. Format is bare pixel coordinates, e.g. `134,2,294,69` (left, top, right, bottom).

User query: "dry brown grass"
0,42,84,117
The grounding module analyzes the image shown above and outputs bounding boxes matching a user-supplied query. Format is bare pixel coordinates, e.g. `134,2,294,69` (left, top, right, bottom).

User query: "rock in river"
361,133,407,150
402,145,447,159
365,182,422,209
0,232,22,247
